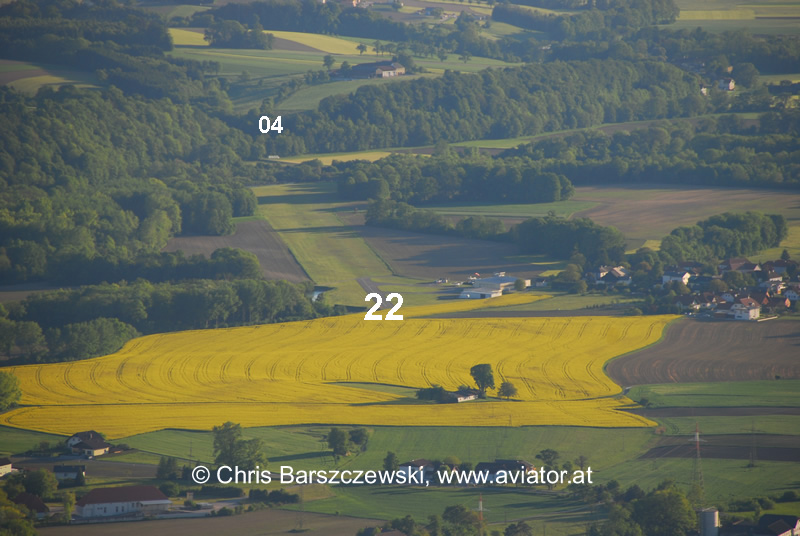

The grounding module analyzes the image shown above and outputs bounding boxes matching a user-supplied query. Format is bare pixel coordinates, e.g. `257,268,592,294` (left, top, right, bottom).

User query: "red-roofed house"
75,485,171,518
719,257,761,273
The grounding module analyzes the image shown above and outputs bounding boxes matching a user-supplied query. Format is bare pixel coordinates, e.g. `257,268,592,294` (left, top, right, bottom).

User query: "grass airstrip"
0,295,675,438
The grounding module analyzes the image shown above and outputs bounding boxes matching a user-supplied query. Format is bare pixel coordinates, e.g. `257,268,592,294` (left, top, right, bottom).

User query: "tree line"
500,112,800,189
365,200,628,267
660,212,787,263
335,151,574,204
0,276,336,364
493,0,679,42
255,59,704,155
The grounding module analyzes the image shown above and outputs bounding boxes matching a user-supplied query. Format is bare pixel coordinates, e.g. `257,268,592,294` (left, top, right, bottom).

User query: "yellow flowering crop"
1,297,674,438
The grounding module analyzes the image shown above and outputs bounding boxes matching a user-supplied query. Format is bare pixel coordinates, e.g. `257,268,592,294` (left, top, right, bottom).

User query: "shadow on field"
269,451,332,463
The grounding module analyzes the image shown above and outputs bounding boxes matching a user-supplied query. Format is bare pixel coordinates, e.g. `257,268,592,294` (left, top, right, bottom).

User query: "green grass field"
119,425,655,472
286,486,598,529
628,381,800,408
0,425,64,457
426,200,599,219
656,415,800,436
752,226,800,263
611,458,798,503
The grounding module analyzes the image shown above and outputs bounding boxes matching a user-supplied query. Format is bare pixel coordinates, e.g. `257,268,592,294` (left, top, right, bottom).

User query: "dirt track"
605,319,800,385
164,219,309,283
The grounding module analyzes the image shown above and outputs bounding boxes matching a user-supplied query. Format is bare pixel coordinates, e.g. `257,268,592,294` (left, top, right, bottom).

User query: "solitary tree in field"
327,427,348,457
574,455,588,471
383,451,399,472
357,43,367,55
470,364,495,396
536,448,560,468
459,51,471,64
498,381,518,400
323,55,335,70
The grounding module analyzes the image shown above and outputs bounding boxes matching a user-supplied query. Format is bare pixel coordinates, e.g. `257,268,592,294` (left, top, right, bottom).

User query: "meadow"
628,381,800,409
0,303,674,437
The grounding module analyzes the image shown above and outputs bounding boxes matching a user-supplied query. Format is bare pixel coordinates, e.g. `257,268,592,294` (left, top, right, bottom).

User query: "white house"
732,298,760,320
75,486,171,518
67,431,110,457
54,465,86,481
662,271,691,286
460,288,502,299
0,457,12,477
67,431,104,448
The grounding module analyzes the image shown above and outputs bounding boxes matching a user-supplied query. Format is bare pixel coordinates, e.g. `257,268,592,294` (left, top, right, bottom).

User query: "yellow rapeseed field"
1,296,675,438
267,31,363,55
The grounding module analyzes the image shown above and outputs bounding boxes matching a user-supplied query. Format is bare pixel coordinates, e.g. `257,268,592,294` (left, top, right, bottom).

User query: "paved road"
356,277,388,308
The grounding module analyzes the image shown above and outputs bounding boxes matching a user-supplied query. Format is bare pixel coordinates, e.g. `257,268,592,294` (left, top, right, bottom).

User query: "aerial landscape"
0,0,798,533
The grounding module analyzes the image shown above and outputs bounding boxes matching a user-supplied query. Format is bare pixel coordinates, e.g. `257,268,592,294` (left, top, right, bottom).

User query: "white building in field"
75,486,171,518
460,288,502,299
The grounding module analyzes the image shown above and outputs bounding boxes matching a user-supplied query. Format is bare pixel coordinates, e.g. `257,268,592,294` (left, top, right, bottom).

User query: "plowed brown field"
164,219,309,282
606,319,800,385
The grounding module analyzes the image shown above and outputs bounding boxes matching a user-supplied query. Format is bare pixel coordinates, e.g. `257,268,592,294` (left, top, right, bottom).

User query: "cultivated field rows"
0,299,674,437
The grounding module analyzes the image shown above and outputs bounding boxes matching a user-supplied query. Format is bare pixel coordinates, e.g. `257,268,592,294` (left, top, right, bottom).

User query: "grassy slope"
0,425,65,457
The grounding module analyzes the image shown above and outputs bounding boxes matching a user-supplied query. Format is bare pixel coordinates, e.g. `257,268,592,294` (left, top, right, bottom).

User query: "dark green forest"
256,60,705,155
335,152,574,204
0,87,262,284
501,112,800,188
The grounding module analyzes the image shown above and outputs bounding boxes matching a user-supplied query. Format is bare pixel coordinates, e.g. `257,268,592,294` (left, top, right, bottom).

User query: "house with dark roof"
67,431,104,447
755,514,800,536
12,492,50,519
0,457,12,477
54,465,86,481
719,257,760,273
75,485,171,518
71,437,111,457
398,459,437,482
